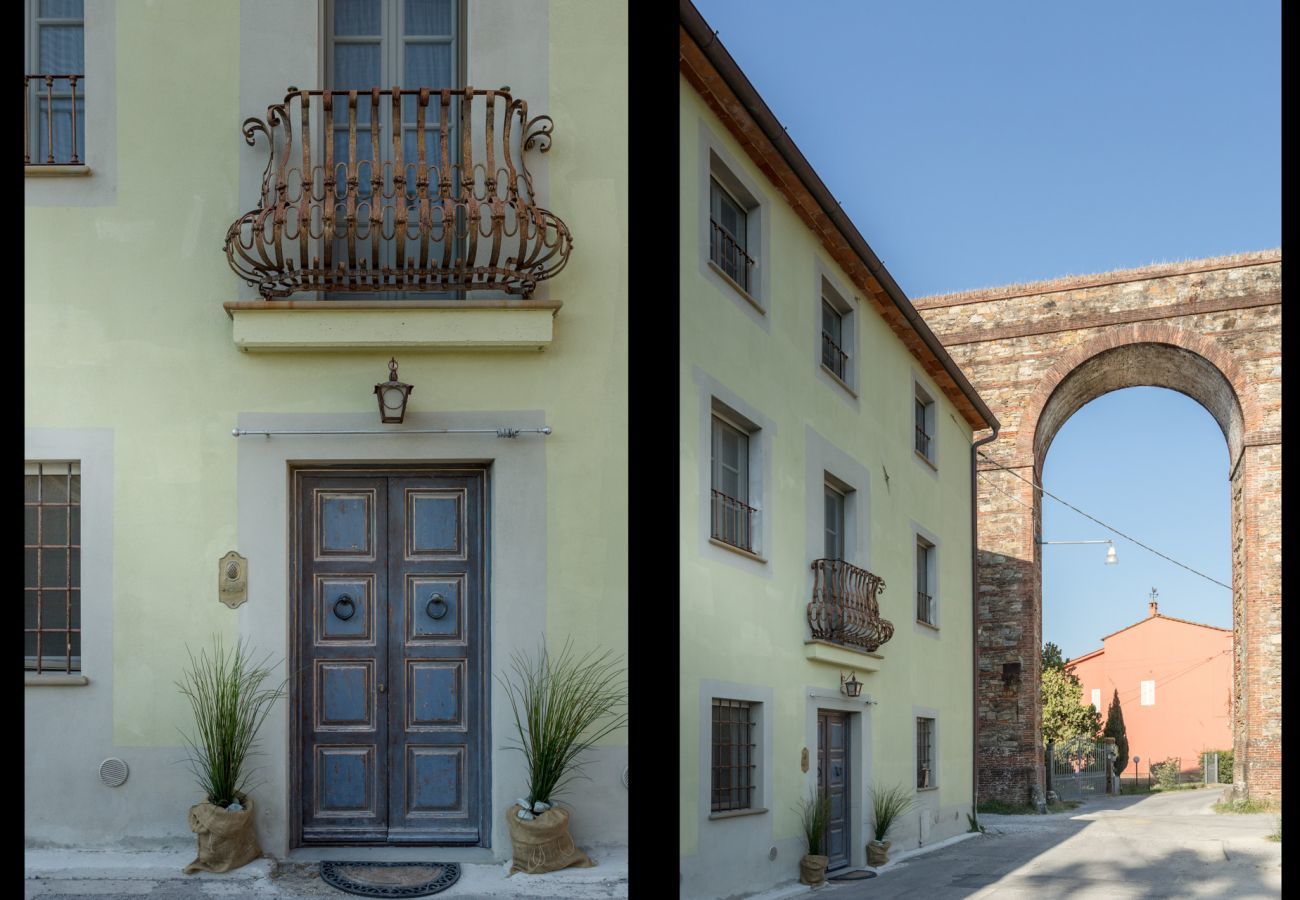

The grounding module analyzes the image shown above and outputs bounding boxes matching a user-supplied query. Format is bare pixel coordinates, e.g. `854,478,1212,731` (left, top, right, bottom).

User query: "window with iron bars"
25,462,81,673
821,299,848,381
25,0,87,166
709,177,755,293
916,536,935,625
916,717,935,789
712,698,756,812
914,393,934,462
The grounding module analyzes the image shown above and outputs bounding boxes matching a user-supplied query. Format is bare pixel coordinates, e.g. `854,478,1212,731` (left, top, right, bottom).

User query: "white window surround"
700,680,772,821
912,374,939,474
912,522,940,634
24,0,117,204
694,367,774,571
24,429,112,687
815,262,859,398
914,707,939,792
1141,680,1155,706
696,121,771,327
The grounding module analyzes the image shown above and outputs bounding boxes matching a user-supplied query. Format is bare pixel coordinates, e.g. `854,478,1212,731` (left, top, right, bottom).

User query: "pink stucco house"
1066,597,1232,775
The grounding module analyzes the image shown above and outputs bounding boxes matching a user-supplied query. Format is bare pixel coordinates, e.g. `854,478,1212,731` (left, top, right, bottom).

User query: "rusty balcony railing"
709,219,755,293
917,591,933,624
915,425,931,458
224,87,573,299
711,489,756,552
25,74,84,166
822,331,848,380
808,558,895,653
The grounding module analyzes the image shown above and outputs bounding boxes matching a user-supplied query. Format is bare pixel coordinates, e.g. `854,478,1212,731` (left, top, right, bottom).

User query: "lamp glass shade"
1104,545,1118,565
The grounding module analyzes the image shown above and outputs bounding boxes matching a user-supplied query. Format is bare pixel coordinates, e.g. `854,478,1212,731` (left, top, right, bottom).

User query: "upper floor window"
1091,688,1101,710
1140,679,1155,706
916,535,935,625
25,462,81,673
709,177,754,294
822,300,847,379
914,382,936,466
25,0,85,166
711,413,755,552
824,483,845,560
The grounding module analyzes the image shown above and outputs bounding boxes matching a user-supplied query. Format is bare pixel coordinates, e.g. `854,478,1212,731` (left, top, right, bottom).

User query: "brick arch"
1009,322,1261,470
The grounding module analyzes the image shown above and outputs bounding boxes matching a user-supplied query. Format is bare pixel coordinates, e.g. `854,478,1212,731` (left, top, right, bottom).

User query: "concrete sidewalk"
25,843,628,899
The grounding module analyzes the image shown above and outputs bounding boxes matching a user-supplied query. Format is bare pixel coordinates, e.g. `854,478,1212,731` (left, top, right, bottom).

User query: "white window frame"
816,268,858,396
824,480,846,561
697,124,770,322
913,527,939,629
912,376,939,471
1141,680,1155,706
710,411,756,554
695,369,773,566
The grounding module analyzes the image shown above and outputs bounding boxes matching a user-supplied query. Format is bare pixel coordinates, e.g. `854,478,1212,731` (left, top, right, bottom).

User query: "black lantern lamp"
374,358,413,424
840,671,862,698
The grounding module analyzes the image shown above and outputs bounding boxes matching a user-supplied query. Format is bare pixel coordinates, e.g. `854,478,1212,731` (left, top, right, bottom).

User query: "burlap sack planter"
184,793,262,875
506,804,595,876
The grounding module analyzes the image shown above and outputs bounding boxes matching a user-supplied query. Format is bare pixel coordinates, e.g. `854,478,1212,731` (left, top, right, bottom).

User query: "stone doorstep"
26,845,630,897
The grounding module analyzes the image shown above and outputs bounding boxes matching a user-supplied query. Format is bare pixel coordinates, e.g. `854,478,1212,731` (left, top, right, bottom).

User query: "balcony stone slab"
804,640,884,672
223,299,561,352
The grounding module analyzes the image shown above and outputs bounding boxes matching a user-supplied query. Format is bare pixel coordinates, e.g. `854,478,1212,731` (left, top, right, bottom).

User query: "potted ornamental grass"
867,783,916,867
499,639,627,875
175,636,285,875
796,789,832,886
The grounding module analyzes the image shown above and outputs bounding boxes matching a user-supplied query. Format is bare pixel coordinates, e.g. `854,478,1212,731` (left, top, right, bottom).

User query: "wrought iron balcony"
709,219,755,293
224,87,573,299
808,558,894,653
915,425,931,458
25,74,84,165
711,489,756,553
822,331,847,380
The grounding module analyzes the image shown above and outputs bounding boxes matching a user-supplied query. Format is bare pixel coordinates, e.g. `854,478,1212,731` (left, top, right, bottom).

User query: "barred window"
711,414,756,552
709,178,753,292
916,717,935,789
25,0,87,166
712,699,756,812
25,462,81,673
916,536,935,624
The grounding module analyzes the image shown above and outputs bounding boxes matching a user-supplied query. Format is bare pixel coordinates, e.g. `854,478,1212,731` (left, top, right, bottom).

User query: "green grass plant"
176,636,285,808
1213,797,1280,814
870,783,916,842
499,640,627,814
796,789,832,855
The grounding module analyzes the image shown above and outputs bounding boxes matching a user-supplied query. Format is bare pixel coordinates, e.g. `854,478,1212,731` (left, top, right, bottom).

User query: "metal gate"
1046,740,1108,801
1203,751,1219,785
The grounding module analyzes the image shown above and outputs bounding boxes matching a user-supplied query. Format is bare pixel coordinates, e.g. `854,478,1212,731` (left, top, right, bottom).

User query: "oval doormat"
319,861,461,898
829,868,878,881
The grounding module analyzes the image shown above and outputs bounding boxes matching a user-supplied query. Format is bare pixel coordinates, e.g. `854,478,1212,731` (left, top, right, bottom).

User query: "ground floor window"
916,716,935,789
711,698,756,811
24,461,81,673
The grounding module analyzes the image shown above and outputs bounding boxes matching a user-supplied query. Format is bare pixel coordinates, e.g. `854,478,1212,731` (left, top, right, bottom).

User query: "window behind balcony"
824,483,845,560
914,383,936,464
711,414,753,551
25,0,85,166
326,0,460,296
709,178,752,292
916,535,934,624
821,299,847,380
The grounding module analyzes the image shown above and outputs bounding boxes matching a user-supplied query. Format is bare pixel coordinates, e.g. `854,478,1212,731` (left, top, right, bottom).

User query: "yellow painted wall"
25,0,625,754
679,77,975,860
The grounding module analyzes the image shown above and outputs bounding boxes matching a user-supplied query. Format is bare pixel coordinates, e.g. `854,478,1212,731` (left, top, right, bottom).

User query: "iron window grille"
25,0,86,166
917,717,935,789
25,461,81,673
915,397,933,459
821,300,848,380
712,698,756,812
709,178,755,292
916,537,934,624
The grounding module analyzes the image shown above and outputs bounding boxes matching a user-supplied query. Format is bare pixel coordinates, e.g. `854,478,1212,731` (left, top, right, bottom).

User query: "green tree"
1103,688,1129,776
1041,664,1101,747
1042,642,1066,671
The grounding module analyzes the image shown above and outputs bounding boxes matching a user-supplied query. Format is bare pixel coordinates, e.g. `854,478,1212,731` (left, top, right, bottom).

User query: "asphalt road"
824,787,1280,899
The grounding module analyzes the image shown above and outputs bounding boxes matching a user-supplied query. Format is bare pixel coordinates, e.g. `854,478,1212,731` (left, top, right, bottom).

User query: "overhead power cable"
978,451,1231,592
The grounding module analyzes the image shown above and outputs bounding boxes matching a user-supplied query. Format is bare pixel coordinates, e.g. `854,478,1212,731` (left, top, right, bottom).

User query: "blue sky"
691,1,1278,657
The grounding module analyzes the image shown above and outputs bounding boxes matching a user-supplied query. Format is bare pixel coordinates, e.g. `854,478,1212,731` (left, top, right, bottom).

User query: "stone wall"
915,251,1281,803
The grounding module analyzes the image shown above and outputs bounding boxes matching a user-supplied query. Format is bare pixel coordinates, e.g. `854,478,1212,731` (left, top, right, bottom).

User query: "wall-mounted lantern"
374,358,413,424
840,671,862,698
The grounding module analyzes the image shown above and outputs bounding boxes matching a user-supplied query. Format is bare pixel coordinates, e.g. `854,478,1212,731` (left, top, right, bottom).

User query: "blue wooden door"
297,468,488,845
817,710,850,870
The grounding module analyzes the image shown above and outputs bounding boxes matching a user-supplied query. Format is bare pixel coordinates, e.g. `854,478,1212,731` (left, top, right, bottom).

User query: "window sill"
916,786,939,793
804,640,883,672
914,449,938,472
915,619,940,633
708,537,767,563
222,299,562,352
709,807,769,821
707,260,764,315
820,364,858,398
25,165,91,177
25,673,89,686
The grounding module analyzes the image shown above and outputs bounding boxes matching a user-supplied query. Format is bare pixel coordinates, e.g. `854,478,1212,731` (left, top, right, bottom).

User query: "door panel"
817,710,850,871
297,469,486,846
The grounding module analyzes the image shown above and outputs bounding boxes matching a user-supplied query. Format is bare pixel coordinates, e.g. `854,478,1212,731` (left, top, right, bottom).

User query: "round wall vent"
99,758,129,787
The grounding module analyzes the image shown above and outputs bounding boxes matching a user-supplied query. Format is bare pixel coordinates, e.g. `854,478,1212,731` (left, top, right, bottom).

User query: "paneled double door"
295,468,488,845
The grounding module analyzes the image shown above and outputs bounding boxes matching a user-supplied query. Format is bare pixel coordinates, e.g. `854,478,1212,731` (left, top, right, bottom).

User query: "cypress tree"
1104,688,1129,776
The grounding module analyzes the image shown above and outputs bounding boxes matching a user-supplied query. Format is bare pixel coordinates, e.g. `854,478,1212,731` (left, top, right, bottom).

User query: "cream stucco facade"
25,0,627,861
679,70,981,898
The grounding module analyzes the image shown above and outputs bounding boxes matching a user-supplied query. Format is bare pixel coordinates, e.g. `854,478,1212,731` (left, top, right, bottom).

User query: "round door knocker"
426,594,449,620
333,595,356,621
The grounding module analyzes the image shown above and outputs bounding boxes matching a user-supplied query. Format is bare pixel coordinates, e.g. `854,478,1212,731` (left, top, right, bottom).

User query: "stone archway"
914,251,1280,803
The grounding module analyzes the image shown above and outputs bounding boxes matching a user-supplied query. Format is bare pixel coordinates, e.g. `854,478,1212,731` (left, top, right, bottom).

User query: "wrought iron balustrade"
224,87,573,298
711,489,756,552
917,591,933,623
915,425,931,458
25,74,83,165
808,557,894,652
822,331,848,379
709,219,755,292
